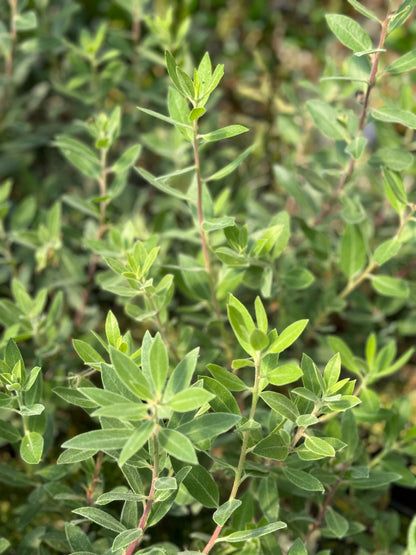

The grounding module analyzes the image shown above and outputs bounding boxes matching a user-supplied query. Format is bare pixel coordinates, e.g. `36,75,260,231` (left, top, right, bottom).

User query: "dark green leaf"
283,467,325,492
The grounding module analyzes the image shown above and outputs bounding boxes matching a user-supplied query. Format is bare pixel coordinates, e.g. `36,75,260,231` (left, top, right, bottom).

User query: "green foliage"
1,1,416,554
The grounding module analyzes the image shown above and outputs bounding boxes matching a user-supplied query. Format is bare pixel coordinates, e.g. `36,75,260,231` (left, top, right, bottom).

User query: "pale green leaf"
201,125,249,142
268,319,308,354
371,275,409,298
306,99,349,141
20,431,43,464
325,14,372,52
217,521,286,543
72,506,125,533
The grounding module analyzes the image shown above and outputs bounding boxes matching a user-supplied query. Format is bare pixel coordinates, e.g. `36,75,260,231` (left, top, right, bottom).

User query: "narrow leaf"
72,507,125,533
201,125,249,142
283,467,325,492
268,319,308,354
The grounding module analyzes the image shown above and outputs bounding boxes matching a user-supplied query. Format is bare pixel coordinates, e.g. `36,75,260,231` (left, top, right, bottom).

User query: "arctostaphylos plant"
0,1,416,554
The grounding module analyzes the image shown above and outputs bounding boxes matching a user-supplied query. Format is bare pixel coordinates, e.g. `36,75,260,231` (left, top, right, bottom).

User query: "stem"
74,148,108,326
191,119,233,364
6,0,17,77
302,464,348,547
314,14,390,225
86,452,103,505
126,430,159,555
202,353,262,554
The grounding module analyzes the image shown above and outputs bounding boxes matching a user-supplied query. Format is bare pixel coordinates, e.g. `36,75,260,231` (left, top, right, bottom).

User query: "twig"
314,14,391,225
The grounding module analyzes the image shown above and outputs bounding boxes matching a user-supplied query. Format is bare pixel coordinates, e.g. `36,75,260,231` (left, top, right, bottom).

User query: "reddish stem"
314,14,390,225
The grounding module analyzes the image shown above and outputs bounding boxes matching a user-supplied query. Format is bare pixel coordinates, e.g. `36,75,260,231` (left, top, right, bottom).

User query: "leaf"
137,106,192,129
20,431,43,464
201,125,249,142
341,410,359,461
407,514,416,554
189,107,206,121
73,339,104,366
283,467,325,492
57,448,97,464
167,388,214,412
250,328,269,351
324,507,349,538
135,167,192,201
15,10,38,30
213,499,242,526
96,491,146,505
112,144,142,173
345,136,367,159
158,428,197,464
324,353,341,390
268,319,308,354
268,364,303,386
254,296,268,333
372,107,416,129
53,136,101,178
65,523,94,552
371,147,413,171
164,348,199,400
327,336,361,375
72,506,125,533
260,391,299,422
202,376,241,415
252,433,288,461
325,14,372,52
109,346,153,400
176,413,241,444
202,216,235,232
165,51,183,93
112,528,143,551
388,2,415,34
0,421,21,443
347,0,380,21
176,462,219,508
118,421,154,466
149,333,168,394
217,521,286,543
288,538,307,555
374,238,401,266
227,294,255,354
306,99,348,140
348,470,402,489
207,364,247,391
62,429,133,451
304,436,336,458
339,224,366,278
371,275,409,298
206,145,254,181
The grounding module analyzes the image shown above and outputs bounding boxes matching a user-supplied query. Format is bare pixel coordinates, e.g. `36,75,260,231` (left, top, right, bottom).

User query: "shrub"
0,1,416,554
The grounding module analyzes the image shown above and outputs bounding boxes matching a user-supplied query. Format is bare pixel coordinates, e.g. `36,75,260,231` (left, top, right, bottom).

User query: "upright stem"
192,120,234,363
126,430,159,555
192,122,213,279
202,353,261,554
302,464,348,547
74,148,108,326
314,14,390,225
